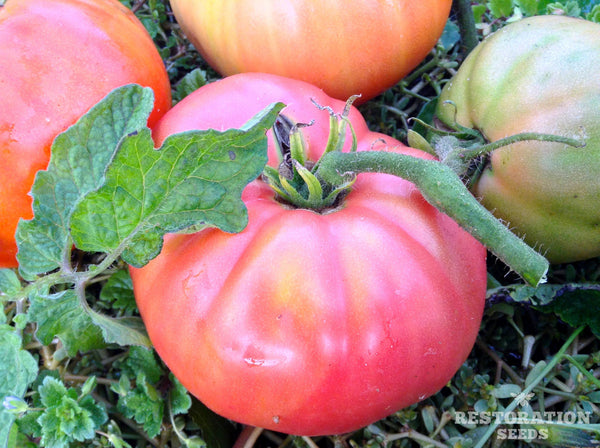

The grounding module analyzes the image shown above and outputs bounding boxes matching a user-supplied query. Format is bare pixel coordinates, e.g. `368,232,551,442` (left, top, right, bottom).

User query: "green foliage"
98,269,137,315
110,348,192,438
18,376,107,448
28,290,107,357
70,116,275,267
488,0,515,18
0,326,38,447
16,86,154,280
174,69,208,103
2,81,282,446
480,0,598,21
113,373,164,438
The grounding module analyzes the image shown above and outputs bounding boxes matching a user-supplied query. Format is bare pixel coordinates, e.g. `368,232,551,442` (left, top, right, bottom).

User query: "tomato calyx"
262,96,360,212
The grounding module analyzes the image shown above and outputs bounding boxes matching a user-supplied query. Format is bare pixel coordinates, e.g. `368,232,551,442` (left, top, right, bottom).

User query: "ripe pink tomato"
131,73,487,436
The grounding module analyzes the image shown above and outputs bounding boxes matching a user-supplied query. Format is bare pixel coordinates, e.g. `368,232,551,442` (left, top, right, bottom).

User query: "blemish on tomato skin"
273,415,280,424
243,357,266,367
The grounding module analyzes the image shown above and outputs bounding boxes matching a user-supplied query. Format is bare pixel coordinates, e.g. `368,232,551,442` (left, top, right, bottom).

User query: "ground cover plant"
1,0,599,447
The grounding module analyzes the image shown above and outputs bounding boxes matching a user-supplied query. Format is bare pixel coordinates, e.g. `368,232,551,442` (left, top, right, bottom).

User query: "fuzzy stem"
462,132,586,159
315,151,548,286
452,0,479,56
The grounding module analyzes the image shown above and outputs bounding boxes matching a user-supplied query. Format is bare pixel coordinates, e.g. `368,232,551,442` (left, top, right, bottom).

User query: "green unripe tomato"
437,15,600,263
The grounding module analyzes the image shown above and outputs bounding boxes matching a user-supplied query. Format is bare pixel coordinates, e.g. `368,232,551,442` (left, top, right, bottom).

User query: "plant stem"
386,428,448,448
475,338,524,385
462,132,586,159
315,151,548,286
564,355,600,389
232,426,264,448
452,0,479,56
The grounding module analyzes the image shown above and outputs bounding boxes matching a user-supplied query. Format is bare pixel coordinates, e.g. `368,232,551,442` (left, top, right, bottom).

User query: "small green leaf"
516,0,542,15
37,377,107,448
16,85,154,280
539,287,600,338
546,1,581,16
0,326,38,447
184,436,208,448
488,283,565,306
525,361,548,388
488,0,515,17
174,68,207,103
407,130,435,155
472,4,488,22
491,383,522,399
80,377,97,398
28,290,106,357
439,20,460,51
99,269,137,314
586,4,600,21
118,346,163,384
0,270,21,298
106,433,133,448
116,374,163,438
70,102,285,268
169,374,192,416
88,310,151,348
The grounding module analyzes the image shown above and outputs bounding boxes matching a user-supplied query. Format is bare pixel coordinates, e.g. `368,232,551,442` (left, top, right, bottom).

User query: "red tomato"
0,0,172,267
168,0,452,102
131,73,487,436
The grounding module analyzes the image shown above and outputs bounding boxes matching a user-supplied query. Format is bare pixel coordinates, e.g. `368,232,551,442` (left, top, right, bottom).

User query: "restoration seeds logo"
454,391,594,442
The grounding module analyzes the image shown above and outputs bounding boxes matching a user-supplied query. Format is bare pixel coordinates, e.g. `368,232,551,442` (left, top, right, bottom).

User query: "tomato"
168,0,452,103
130,73,487,436
0,0,172,268
436,15,600,263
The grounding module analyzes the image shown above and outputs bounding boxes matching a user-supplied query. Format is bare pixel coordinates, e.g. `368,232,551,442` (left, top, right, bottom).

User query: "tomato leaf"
116,346,163,384
0,269,21,297
69,102,285,268
488,283,600,337
0,326,38,448
28,290,106,357
111,349,166,440
515,0,542,15
174,68,208,103
99,269,137,315
538,287,600,338
88,310,151,348
16,85,154,280
439,20,460,51
169,374,192,416
116,374,164,438
488,0,515,17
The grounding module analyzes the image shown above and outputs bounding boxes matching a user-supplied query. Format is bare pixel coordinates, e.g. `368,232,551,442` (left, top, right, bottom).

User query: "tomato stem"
452,0,479,56
462,132,586,159
315,151,549,286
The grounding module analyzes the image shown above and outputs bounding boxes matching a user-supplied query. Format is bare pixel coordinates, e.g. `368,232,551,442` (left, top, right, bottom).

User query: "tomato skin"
132,73,487,436
437,16,600,263
168,0,452,103
0,0,172,268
